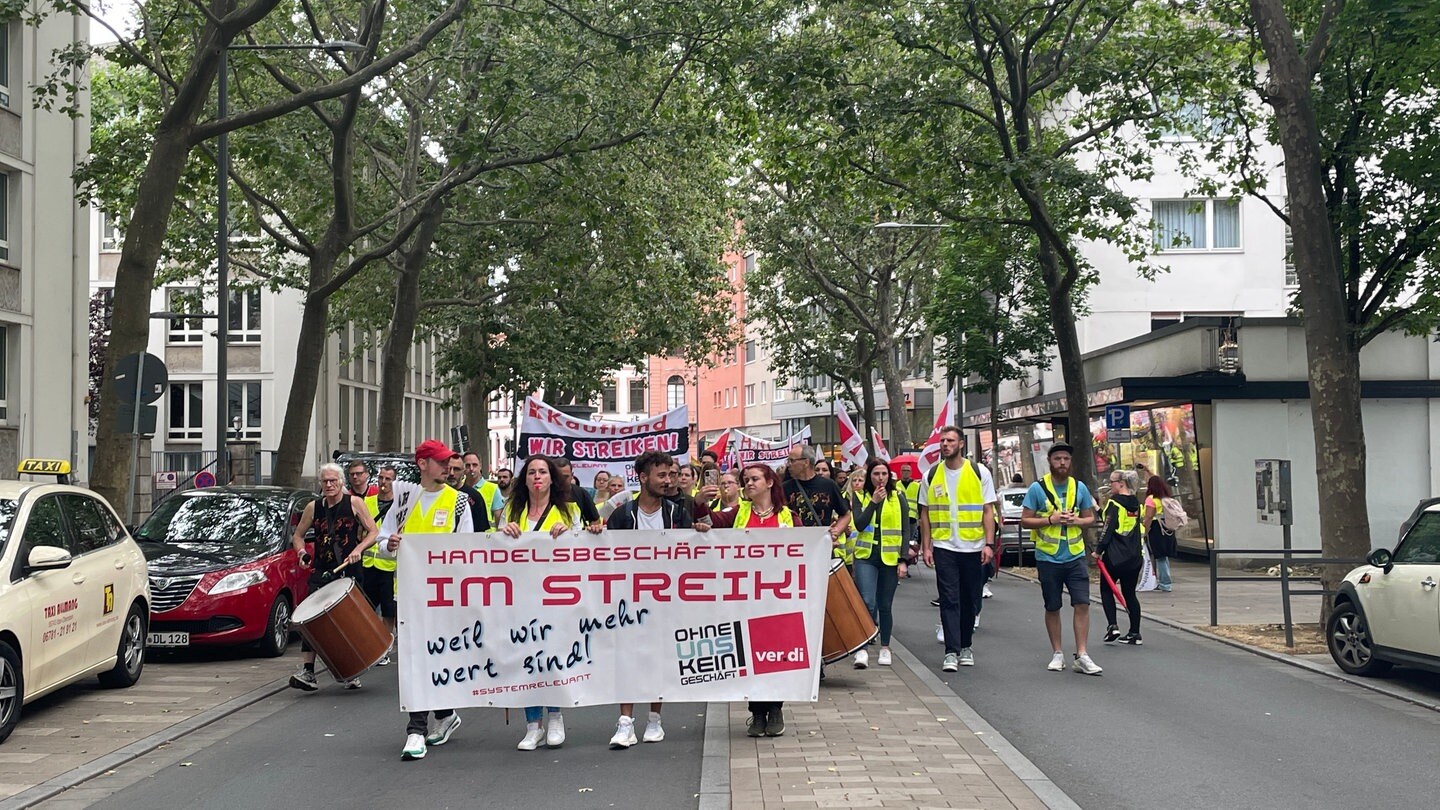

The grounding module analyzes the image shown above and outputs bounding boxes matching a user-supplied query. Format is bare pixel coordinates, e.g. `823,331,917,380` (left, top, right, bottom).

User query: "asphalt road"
81,663,706,810
890,566,1440,809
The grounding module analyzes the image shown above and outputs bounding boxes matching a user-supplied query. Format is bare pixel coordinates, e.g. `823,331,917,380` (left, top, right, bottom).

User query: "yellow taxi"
0,460,151,744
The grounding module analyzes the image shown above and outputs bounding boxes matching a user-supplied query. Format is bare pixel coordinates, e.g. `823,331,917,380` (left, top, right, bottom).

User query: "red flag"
919,390,957,470
836,404,869,467
870,428,891,462
709,429,730,469
1096,558,1128,610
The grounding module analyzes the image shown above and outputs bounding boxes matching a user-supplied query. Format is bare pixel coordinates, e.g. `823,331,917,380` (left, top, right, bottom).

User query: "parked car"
0,459,151,744
1327,500,1440,676
136,487,316,657
996,486,1033,564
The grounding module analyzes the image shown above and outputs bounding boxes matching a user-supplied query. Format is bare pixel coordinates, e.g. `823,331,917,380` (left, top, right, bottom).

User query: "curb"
0,675,293,810
889,638,1081,810
697,702,730,810
998,569,1440,714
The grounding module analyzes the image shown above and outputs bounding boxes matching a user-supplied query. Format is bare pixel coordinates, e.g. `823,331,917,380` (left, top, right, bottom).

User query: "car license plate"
147,631,189,647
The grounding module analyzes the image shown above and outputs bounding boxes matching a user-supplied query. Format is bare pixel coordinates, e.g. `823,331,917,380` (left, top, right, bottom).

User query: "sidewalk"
728,641,1065,810
1137,559,1324,627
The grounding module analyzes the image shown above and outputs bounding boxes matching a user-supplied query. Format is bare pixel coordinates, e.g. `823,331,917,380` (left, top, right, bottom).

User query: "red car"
136,487,317,656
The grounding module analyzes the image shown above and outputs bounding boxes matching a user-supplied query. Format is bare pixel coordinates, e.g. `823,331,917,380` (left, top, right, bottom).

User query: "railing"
156,449,281,487
1208,548,1367,647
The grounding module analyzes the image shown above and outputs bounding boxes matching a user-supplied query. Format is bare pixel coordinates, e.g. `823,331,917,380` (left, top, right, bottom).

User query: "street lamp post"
214,40,363,483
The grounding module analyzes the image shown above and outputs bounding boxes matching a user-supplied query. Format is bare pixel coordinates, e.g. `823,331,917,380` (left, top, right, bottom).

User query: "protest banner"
395,528,830,712
724,427,812,469
517,396,689,485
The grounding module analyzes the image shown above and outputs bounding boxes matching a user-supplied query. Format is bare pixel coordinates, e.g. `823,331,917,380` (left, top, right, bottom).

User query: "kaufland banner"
395,528,829,710
713,426,813,469
517,396,689,485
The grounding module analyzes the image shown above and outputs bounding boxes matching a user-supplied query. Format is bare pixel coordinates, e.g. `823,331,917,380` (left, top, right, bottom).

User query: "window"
0,23,9,107
745,384,756,406
774,385,785,403
20,497,66,557
1283,221,1297,286
628,378,646,413
1152,199,1241,251
0,173,10,262
62,495,122,555
167,383,204,440
745,340,756,363
227,288,261,343
0,325,7,420
1395,513,1440,564
601,380,617,413
713,391,721,408
760,380,768,403
1160,101,1222,140
167,288,207,344
101,212,123,252
666,375,686,410
227,381,261,440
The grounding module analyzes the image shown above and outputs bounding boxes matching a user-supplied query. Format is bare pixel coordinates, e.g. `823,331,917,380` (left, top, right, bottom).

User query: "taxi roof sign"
19,458,72,476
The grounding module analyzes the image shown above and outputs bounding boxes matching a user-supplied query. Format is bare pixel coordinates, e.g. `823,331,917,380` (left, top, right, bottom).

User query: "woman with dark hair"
814,458,833,481
1142,475,1175,592
500,455,599,750
849,458,910,668
711,463,794,737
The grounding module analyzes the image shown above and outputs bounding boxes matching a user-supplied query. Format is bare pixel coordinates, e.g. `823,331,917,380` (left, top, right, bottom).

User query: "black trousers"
407,709,455,736
1101,562,1142,634
935,548,984,653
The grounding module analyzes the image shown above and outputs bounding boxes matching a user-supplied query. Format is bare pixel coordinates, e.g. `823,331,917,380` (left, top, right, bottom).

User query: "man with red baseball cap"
377,439,486,761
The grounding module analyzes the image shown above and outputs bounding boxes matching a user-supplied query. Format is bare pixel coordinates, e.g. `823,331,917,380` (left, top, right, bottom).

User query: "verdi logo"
745,612,809,675
674,620,748,685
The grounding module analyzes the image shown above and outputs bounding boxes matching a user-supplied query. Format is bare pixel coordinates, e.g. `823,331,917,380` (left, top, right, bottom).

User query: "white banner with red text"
710,426,813,470
516,396,690,486
395,527,829,711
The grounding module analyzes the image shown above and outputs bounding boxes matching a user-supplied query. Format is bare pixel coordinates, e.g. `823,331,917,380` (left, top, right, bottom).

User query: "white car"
0,460,151,743
1327,500,1440,676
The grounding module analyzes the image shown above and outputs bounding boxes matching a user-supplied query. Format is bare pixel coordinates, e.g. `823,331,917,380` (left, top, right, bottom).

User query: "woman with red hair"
711,463,794,736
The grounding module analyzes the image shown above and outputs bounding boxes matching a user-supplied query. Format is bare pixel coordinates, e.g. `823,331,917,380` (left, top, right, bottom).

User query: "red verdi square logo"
745,612,810,674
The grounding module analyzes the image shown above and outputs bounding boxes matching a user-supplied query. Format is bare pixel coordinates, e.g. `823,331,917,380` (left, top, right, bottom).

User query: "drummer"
289,462,381,693
379,440,479,762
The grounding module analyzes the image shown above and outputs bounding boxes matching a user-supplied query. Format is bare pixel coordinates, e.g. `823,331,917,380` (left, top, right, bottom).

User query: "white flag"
836,403,869,467
919,390,958,470
870,428,891,463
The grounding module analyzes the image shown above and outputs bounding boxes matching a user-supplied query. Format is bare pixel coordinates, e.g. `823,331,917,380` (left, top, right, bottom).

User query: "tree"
72,0,467,507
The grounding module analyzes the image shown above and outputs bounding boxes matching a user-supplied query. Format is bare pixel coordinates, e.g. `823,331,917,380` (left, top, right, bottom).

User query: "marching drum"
291,578,394,682
821,559,878,664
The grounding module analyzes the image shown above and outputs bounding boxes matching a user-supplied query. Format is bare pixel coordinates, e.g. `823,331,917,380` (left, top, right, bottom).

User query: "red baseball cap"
415,439,460,464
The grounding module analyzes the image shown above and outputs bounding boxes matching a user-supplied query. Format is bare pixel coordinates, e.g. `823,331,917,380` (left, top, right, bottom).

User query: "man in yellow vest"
380,439,478,762
463,451,502,521
361,465,398,665
919,427,996,672
1020,442,1102,675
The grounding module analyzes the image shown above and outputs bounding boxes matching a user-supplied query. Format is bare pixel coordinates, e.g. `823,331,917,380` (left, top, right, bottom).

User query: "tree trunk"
1037,239,1095,494
273,267,334,486
860,367,879,458
462,377,490,467
1250,0,1371,619
377,201,444,450
878,352,913,449
989,371,1002,483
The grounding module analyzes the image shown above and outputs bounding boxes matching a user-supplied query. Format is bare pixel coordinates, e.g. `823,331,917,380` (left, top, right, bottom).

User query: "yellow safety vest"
477,480,500,513
403,487,462,535
903,480,920,521
361,495,396,572
924,461,986,544
1105,498,1141,538
856,491,904,566
733,502,795,528
514,502,582,533
1031,474,1086,557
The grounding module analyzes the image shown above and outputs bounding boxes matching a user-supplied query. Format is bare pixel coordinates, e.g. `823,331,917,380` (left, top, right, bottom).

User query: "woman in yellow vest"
1096,470,1145,645
500,455,592,751
849,459,910,669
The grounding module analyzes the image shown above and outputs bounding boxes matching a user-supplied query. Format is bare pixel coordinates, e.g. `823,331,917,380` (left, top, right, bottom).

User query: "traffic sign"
154,471,179,490
114,352,168,404
1104,404,1130,431
194,470,217,488
115,403,158,435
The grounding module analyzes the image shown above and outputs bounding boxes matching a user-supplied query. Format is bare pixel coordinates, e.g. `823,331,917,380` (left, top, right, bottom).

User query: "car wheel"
1327,600,1392,677
257,594,292,658
99,604,147,688
0,640,22,744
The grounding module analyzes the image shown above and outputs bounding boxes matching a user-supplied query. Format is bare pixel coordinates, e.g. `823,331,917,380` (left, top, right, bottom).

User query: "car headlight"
209,570,267,595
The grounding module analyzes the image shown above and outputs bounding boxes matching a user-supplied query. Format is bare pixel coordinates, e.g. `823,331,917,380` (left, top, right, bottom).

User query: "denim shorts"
1037,558,1090,611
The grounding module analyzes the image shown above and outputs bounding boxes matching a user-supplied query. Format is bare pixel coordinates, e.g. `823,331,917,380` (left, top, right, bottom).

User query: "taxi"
0,459,151,744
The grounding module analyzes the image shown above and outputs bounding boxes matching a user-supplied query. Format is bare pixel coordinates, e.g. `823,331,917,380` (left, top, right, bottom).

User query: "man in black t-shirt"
784,444,851,543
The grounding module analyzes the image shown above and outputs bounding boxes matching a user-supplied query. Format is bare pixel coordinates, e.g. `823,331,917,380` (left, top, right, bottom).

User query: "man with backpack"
1020,442,1102,675
919,427,997,672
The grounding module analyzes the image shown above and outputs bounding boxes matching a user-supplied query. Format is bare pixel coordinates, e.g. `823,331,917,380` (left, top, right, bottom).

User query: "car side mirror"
27,545,73,572
1367,548,1393,573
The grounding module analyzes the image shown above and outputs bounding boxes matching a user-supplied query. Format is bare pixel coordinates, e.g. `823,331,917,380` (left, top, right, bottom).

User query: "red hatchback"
136,487,316,656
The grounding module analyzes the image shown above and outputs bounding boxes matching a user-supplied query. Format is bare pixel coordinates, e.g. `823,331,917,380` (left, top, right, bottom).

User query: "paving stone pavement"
729,650,1049,810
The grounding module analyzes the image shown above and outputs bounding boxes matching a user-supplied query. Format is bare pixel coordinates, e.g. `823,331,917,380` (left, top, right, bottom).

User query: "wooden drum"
821,559,878,664
291,578,394,682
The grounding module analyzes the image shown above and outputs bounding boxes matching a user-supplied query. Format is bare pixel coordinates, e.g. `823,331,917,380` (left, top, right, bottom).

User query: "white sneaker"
401,733,426,761
853,649,869,669
935,624,944,644
973,616,980,630
546,712,566,747
983,582,994,598
877,649,892,666
377,653,392,667
1047,652,1065,671
426,713,461,746
959,647,975,666
518,723,545,750
643,711,664,743
1072,653,1104,676
609,716,637,749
